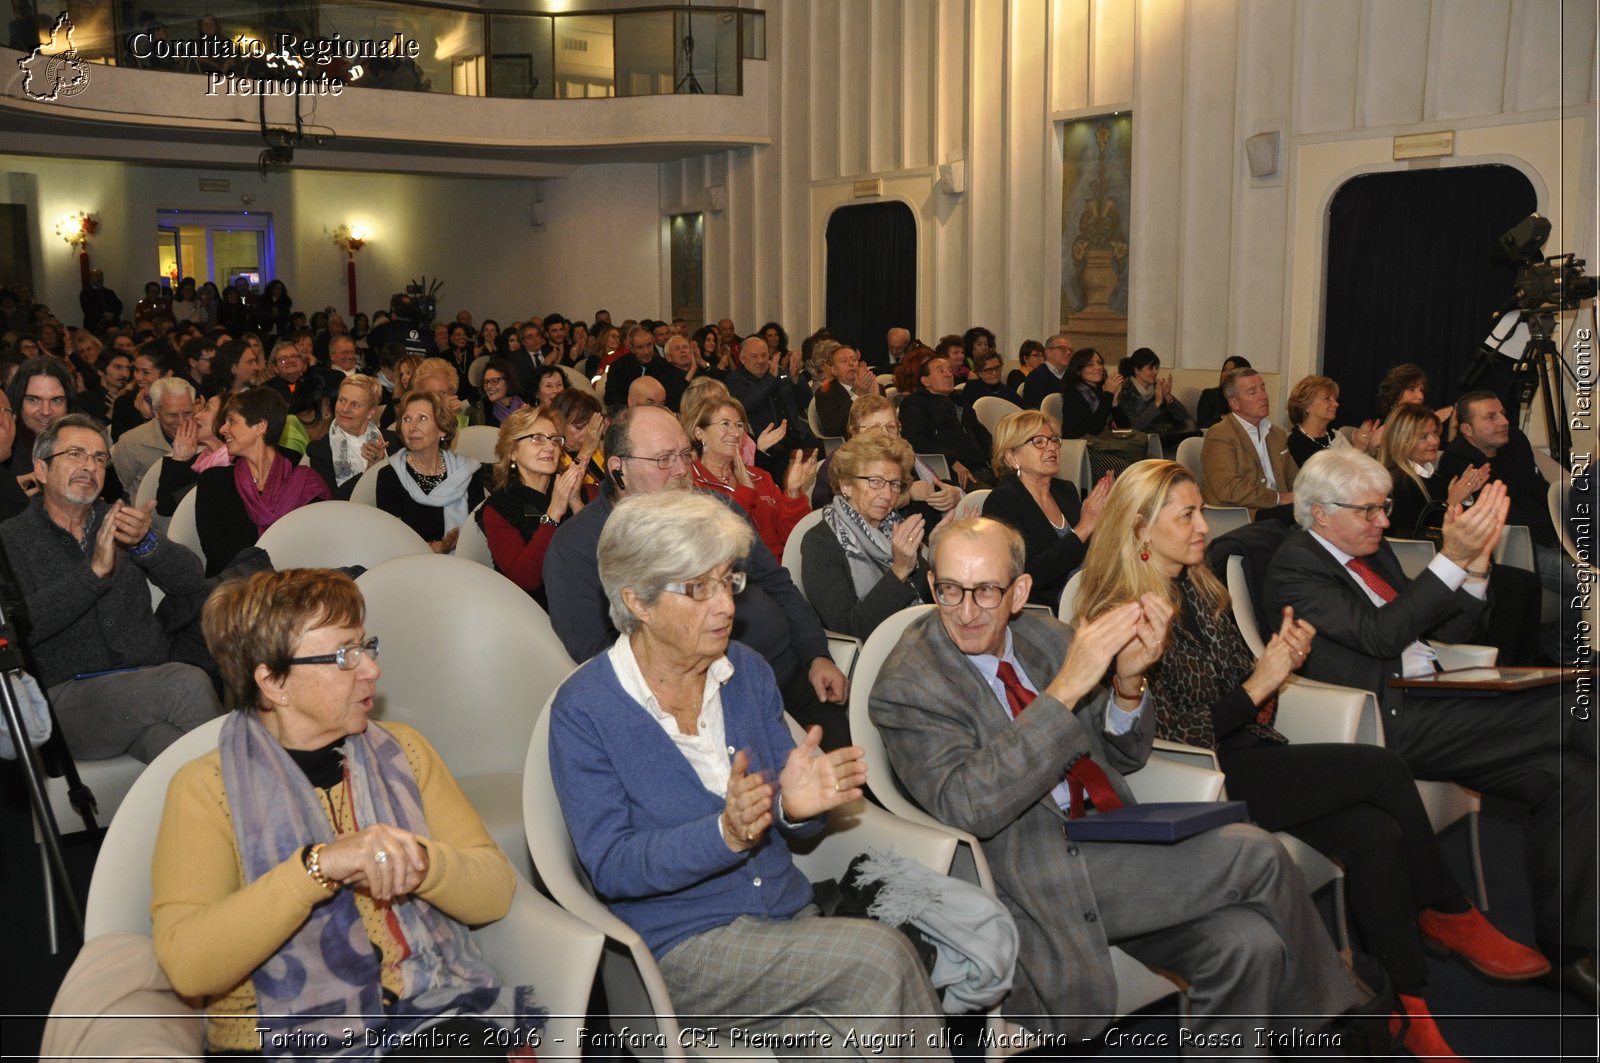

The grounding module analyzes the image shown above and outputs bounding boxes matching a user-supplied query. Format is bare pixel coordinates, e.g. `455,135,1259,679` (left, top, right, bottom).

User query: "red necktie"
1346,557,1398,603
995,661,1124,819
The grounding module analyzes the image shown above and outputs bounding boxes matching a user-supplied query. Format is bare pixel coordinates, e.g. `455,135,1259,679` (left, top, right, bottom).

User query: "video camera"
390,276,443,325
1498,214,1598,314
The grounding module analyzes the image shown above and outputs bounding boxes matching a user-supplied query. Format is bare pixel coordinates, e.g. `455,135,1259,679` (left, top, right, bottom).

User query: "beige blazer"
1200,414,1297,513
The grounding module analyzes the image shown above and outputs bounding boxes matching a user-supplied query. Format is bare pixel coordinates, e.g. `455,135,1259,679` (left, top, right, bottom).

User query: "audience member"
0,413,216,762
468,358,531,428
1284,375,1381,467
477,407,584,609
1195,355,1249,429
542,406,848,746
1375,362,1454,426
1117,347,1196,439
604,326,673,409
194,388,329,576
305,374,399,500
152,568,541,1055
0,391,24,521
982,409,1112,608
799,434,931,638
1059,347,1143,478
79,347,132,425
809,395,962,518
110,348,165,440
897,350,991,488
1075,459,1548,1058
1020,334,1071,410
684,392,814,561
549,490,939,1053
725,335,816,475
1265,448,1596,1000
1199,366,1296,521
375,390,483,555
205,339,262,397
810,343,880,438
869,515,1363,1044
1009,339,1045,392
79,269,123,333
111,376,194,500
9,355,76,478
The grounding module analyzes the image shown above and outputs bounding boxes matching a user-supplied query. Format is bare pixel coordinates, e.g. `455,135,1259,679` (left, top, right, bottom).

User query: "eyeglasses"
618,447,696,470
709,419,749,433
288,635,380,671
979,363,1002,374
854,475,906,493
46,446,111,468
1327,499,1394,522
663,571,747,601
515,432,566,448
860,421,900,436
932,579,1015,608
1026,434,1062,449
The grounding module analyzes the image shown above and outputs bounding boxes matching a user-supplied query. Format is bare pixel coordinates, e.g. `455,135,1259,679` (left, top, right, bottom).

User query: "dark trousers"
778,659,850,750
1387,687,1597,961
1219,742,1461,992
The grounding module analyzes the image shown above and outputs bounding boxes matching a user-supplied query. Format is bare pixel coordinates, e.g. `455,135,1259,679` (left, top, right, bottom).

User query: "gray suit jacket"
868,611,1152,1033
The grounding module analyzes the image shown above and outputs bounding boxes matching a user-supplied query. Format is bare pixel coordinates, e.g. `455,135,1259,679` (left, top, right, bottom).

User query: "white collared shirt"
1232,413,1280,491
969,630,1144,811
1308,531,1486,678
609,636,736,796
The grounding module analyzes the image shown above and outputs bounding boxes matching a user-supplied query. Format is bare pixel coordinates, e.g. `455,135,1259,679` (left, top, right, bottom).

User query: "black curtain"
1322,165,1535,423
825,203,916,363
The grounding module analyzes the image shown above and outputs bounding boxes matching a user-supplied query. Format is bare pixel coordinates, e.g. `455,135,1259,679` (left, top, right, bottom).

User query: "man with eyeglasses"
0,413,218,763
544,406,851,746
811,343,880,438
1020,333,1073,411
603,326,676,411
870,516,1364,1043
1266,447,1596,1002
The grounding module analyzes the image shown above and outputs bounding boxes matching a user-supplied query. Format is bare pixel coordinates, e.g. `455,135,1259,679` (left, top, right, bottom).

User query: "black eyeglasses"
287,636,380,671
931,580,1015,608
1326,500,1394,522
1026,434,1062,449
854,475,906,493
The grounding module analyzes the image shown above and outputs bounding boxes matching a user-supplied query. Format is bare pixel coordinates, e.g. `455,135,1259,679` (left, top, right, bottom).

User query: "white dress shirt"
1232,413,1280,492
609,636,736,796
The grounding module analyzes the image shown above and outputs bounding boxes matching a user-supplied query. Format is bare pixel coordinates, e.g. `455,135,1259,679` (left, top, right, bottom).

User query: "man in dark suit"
871,516,1363,1043
1265,448,1596,1001
1020,333,1072,410
602,326,674,410
725,335,816,475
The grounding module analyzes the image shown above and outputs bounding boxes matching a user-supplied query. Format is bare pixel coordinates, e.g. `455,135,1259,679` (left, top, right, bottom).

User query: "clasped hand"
721,728,866,853
1047,593,1174,708
315,824,429,902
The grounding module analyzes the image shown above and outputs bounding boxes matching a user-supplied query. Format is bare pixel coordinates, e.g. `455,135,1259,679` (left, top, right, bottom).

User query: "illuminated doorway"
154,210,275,292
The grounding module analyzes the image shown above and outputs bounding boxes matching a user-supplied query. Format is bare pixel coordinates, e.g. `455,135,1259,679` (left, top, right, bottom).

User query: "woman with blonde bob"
1073,460,1548,1060
981,408,1111,607
151,569,542,1057
477,406,585,608
376,389,483,554
1284,374,1380,466
798,433,931,638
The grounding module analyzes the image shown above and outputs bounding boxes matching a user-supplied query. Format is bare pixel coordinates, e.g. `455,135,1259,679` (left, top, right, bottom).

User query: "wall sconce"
56,211,99,287
330,224,369,316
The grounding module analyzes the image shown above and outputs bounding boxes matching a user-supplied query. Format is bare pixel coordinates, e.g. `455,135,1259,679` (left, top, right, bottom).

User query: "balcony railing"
14,2,764,98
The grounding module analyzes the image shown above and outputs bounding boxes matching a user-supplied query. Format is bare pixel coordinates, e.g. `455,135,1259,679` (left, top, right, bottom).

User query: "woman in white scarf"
375,390,483,554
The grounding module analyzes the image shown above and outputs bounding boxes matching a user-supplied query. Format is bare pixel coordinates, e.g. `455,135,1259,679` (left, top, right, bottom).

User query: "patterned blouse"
1147,572,1287,754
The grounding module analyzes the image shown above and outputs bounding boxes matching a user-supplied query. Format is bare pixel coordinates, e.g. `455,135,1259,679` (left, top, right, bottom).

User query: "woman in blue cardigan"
549,490,945,1054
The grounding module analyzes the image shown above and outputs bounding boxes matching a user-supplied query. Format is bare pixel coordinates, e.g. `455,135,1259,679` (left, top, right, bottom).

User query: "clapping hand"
1047,600,1143,708
89,501,121,578
548,463,585,519
110,499,157,547
318,824,429,902
757,420,787,453
889,513,926,580
1113,592,1174,682
1245,607,1315,704
1445,463,1489,509
777,726,866,821
923,481,962,512
1105,372,1125,397
721,750,773,852
783,449,820,498
1075,473,1115,539
1442,479,1508,568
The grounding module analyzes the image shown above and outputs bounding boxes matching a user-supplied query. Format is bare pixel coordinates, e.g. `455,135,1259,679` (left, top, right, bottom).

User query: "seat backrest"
1041,392,1063,425
845,605,943,828
556,364,595,396
1057,570,1084,623
973,396,1022,436
805,395,826,438
1385,537,1436,581
348,462,385,507
167,488,201,557
358,554,572,779
455,504,493,567
133,462,168,532
1057,438,1090,489
256,500,430,571
85,717,227,939
955,488,990,519
1202,504,1250,541
1225,555,1266,656
1175,436,1204,479
780,508,829,593
467,354,490,388
452,424,501,465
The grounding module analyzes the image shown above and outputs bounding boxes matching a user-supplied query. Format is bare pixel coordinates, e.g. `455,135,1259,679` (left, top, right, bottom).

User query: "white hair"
1292,448,1392,529
148,376,196,407
598,491,754,635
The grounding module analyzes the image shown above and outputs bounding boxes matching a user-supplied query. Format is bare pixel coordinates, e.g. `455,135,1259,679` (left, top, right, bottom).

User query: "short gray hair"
598,491,754,635
928,516,1027,584
34,412,109,463
1292,448,1392,529
1220,367,1260,402
148,376,196,407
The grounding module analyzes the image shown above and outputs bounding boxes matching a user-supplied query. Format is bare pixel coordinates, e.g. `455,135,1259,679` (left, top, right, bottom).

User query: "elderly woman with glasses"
809,395,963,514
683,391,815,560
151,569,543,1057
548,490,943,1055
376,389,483,555
478,406,585,608
982,409,1112,608
799,434,931,639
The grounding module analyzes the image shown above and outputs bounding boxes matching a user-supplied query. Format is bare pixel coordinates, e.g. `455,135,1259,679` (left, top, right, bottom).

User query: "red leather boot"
1388,994,1467,1061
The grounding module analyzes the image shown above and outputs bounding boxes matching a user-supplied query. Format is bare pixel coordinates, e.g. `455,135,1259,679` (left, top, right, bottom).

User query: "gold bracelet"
305,843,339,893
1111,674,1146,701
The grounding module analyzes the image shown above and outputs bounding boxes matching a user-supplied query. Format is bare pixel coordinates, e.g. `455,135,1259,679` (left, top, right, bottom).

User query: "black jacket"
982,473,1086,607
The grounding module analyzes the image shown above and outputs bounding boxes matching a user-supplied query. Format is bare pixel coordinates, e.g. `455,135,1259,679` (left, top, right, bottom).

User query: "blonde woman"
478,406,584,607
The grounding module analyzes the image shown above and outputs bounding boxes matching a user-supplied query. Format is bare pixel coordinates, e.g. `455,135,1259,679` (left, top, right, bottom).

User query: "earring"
510,459,517,470
1139,543,1150,562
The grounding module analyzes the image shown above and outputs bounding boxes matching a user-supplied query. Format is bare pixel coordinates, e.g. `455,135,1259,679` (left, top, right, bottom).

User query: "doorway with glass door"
155,210,276,296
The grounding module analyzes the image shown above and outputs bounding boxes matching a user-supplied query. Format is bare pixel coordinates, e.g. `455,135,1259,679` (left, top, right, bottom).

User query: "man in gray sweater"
1,414,218,762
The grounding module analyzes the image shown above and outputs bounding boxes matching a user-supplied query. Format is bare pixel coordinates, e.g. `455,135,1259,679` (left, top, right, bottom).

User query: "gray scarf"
823,495,902,599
